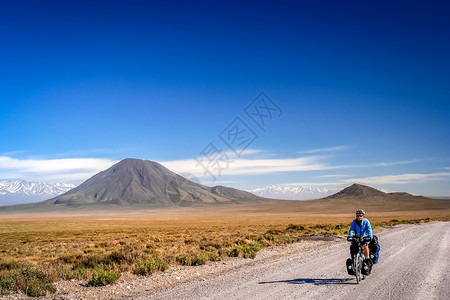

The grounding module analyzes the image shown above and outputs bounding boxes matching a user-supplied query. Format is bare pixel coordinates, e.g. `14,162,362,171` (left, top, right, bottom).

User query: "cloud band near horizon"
0,151,447,193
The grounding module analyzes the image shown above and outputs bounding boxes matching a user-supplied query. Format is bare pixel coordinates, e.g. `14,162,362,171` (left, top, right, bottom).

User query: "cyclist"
347,209,372,259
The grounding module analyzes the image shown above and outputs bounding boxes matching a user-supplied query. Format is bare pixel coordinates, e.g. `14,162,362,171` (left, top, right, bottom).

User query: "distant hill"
326,183,388,198
294,183,450,213
38,158,261,207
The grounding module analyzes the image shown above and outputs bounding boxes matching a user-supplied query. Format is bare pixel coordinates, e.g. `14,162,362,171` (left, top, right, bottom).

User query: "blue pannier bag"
369,235,380,264
372,244,380,264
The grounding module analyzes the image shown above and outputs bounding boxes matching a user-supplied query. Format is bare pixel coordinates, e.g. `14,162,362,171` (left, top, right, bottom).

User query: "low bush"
87,264,120,287
224,242,264,259
15,267,56,297
225,246,242,257
27,280,56,297
0,266,58,296
0,276,15,294
134,257,168,276
241,242,264,259
192,253,208,266
62,266,86,280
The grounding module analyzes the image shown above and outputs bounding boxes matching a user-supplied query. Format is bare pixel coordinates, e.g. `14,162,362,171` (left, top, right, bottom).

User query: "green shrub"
192,253,208,266
134,257,168,275
27,280,56,297
15,267,56,297
241,243,264,259
224,242,263,259
63,266,86,280
87,264,120,287
0,276,15,294
225,246,242,257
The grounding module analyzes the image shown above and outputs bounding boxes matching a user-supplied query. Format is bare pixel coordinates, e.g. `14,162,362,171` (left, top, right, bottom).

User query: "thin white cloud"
161,155,334,179
161,151,428,180
0,156,117,184
331,159,423,170
298,145,350,154
370,159,422,167
234,149,266,156
279,172,450,189
339,172,450,185
315,174,350,178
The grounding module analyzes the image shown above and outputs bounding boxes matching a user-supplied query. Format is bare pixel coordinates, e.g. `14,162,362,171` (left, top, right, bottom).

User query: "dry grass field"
1,202,449,296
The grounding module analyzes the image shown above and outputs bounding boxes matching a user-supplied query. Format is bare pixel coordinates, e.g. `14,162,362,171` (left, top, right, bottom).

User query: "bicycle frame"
350,234,366,284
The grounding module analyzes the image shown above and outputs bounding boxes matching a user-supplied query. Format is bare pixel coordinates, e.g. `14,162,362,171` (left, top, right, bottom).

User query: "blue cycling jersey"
348,218,373,239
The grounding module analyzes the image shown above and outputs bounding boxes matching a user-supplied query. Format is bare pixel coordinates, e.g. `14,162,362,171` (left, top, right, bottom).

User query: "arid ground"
0,199,449,297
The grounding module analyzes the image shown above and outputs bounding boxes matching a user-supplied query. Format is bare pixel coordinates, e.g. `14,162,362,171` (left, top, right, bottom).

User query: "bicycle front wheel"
354,253,361,284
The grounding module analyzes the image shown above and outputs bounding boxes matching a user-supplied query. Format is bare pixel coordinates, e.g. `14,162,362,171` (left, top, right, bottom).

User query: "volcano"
326,184,388,199
45,158,261,207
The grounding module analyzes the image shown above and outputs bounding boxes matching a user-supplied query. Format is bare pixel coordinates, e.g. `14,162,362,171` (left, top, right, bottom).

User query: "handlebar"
347,235,371,242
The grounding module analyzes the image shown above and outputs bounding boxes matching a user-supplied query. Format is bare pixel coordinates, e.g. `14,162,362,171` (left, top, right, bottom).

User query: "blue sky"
0,0,449,196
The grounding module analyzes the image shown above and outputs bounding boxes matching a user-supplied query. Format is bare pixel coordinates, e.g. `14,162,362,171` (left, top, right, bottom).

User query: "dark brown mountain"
326,183,388,198
304,183,450,214
44,158,261,207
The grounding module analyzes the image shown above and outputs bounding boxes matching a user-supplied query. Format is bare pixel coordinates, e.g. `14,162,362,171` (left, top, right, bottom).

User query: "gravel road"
137,222,449,300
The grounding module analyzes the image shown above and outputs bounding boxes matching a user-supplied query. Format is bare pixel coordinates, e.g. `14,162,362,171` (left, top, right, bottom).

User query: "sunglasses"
356,214,364,217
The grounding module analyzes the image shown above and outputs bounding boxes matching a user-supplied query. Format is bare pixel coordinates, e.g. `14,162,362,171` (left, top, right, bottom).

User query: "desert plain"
1,195,449,296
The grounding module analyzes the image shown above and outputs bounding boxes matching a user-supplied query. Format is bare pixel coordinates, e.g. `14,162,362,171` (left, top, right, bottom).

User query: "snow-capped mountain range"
0,180,76,206
250,185,342,200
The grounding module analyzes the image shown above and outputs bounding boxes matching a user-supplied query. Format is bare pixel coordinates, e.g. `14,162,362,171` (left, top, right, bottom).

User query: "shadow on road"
259,278,354,286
